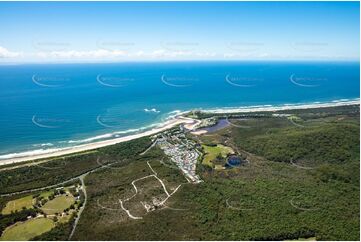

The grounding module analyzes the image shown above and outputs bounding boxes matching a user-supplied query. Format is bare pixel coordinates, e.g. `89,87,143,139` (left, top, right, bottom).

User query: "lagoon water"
0,61,359,158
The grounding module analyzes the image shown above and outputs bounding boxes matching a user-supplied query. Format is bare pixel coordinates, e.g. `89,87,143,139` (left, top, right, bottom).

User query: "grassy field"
59,106,361,240
41,195,75,215
39,190,54,199
1,196,34,215
0,218,54,241
0,105,358,240
202,144,234,167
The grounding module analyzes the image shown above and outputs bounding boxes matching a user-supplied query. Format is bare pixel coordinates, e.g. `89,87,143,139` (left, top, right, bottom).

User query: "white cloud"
0,46,22,58
36,49,127,59
35,48,217,60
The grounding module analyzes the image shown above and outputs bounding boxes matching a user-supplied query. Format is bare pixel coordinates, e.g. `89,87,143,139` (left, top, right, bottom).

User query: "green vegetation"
1,196,34,215
0,137,151,194
238,123,359,164
71,147,189,240
0,105,358,240
39,190,54,199
32,216,75,241
41,195,75,215
202,144,234,167
0,209,37,236
0,218,54,241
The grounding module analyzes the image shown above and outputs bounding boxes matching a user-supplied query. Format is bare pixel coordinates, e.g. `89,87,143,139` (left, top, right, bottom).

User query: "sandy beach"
202,99,359,114
0,116,197,166
0,99,359,167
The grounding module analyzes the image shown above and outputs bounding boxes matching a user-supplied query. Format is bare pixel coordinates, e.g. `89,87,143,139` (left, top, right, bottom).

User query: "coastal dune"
0,116,197,166
0,99,359,167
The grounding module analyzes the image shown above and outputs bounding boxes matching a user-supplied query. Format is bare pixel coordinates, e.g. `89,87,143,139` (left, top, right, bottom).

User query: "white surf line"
119,199,143,220
0,116,194,166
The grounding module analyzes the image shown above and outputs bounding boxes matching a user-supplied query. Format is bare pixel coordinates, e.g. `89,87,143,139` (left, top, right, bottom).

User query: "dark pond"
225,155,246,168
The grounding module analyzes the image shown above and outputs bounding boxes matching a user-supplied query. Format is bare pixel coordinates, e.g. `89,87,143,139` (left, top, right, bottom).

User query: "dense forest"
0,105,359,240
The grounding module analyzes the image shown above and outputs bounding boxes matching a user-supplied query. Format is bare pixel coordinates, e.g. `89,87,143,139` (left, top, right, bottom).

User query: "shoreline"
201,98,360,114
0,116,197,166
0,98,359,166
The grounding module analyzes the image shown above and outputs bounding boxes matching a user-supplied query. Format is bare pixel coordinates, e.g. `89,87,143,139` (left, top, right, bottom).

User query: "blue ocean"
0,61,359,158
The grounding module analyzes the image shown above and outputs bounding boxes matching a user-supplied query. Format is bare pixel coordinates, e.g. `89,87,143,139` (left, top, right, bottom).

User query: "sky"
0,1,359,62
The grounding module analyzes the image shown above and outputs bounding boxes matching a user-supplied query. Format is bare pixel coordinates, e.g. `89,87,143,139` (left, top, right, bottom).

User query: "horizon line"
0,59,360,65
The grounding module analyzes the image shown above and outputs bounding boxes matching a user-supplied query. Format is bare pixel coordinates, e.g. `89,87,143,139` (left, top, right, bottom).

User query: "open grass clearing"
202,144,234,167
1,195,34,215
41,194,75,215
0,218,55,241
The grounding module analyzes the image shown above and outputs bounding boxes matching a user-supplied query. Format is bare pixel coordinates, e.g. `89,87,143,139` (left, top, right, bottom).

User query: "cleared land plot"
202,144,234,167
41,195,75,215
0,218,55,241
39,190,54,198
1,195,34,215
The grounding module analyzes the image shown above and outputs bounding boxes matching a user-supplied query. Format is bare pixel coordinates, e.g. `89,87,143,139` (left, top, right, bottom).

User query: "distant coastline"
0,98,359,166
201,98,360,114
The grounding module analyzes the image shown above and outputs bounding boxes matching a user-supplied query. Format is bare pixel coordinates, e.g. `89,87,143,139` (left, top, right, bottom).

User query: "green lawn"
1,196,34,215
0,218,55,241
39,190,54,199
41,195,75,215
202,144,234,167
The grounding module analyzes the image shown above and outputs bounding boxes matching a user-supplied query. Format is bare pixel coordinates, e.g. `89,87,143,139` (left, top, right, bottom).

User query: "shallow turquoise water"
0,61,359,157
